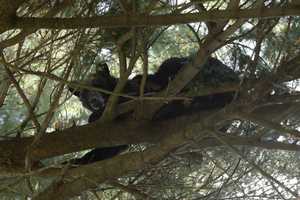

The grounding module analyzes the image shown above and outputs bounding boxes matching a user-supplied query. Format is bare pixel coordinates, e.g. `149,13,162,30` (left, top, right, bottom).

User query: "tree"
0,0,300,199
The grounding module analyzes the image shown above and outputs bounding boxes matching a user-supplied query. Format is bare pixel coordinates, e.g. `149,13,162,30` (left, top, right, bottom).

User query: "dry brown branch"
0,100,296,174
208,129,298,198
5,7,300,30
1,54,41,130
0,0,72,49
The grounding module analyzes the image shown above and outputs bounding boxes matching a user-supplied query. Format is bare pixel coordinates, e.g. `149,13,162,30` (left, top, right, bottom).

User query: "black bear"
67,57,239,165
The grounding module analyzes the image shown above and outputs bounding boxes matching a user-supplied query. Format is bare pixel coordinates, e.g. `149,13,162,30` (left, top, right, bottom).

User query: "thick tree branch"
0,101,295,174
33,119,300,200
28,135,300,200
8,7,300,30
33,144,173,200
0,0,25,32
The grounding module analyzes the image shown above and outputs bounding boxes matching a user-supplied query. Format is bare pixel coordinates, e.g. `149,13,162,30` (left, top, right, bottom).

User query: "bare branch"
8,7,300,30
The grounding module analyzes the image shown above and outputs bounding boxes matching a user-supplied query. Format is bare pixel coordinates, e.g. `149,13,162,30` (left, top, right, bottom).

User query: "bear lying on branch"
67,56,239,165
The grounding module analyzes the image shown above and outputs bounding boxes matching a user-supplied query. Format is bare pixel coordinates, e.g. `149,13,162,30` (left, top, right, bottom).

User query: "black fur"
67,145,128,165
68,57,239,165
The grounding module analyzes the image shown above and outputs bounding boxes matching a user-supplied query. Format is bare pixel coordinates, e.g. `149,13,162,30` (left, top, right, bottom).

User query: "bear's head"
69,63,117,113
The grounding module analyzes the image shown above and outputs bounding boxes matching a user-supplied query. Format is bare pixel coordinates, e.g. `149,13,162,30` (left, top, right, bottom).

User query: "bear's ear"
68,85,81,97
96,63,110,76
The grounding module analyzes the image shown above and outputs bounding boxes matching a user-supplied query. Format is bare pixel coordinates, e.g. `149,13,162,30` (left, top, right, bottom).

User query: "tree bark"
4,7,300,30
